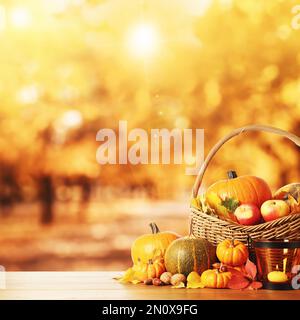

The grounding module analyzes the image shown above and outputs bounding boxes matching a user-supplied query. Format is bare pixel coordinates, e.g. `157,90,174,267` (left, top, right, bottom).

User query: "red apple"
234,204,262,225
260,200,290,222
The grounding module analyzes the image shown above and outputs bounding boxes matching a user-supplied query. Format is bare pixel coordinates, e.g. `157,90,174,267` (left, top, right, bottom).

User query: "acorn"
143,279,153,285
152,278,163,286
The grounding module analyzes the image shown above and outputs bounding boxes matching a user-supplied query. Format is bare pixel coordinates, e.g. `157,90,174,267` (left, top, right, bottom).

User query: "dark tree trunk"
77,176,92,222
39,175,54,224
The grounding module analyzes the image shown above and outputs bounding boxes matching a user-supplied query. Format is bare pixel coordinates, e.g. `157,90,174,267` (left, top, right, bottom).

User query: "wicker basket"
190,124,300,247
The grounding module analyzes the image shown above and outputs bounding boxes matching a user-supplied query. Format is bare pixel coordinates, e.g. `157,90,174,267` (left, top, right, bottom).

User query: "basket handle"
192,124,300,198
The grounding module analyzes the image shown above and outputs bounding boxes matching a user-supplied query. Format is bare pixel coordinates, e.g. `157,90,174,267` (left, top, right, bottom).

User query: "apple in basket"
234,204,262,225
260,199,290,222
205,170,272,222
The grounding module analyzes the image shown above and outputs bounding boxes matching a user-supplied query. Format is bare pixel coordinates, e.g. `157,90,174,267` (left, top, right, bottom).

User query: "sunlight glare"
127,23,159,58
11,7,31,28
61,110,83,129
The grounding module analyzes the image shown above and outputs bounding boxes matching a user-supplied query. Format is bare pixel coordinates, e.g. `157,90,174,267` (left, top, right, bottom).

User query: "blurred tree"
0,0,299,224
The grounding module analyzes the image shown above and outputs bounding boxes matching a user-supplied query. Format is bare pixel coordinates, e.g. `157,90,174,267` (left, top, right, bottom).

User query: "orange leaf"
227,266,246,277
248,281,263,290
228,275,250,290
245,259,257,280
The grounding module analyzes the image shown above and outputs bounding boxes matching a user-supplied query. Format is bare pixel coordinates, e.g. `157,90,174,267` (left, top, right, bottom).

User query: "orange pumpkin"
132,258,166,281
201,269,231,288
216,239,249,266
206,171,272,221
147,258,166,279
131,223,179,264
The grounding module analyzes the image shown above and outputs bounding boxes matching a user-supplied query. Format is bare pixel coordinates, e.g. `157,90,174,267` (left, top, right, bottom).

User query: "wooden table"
0,272,299,300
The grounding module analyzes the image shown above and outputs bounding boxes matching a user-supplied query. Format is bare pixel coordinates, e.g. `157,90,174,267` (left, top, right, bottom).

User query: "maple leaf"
221,197,240,213
227,267,246,277
171,282,185,289
227,260,263,290
131,279,142,285
245,259,257,280
247,281,263,290
187,271,204,289
227,275,250,290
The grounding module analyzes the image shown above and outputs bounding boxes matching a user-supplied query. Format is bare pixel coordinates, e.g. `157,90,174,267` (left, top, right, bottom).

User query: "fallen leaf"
131,280,142,285
245,259,257,280
187,282,205,289
187,272,204,289
228,275,250,290
116,267,136,283
247,281,263,290
171,282,186,289
187,271,201,283
227,267,246,277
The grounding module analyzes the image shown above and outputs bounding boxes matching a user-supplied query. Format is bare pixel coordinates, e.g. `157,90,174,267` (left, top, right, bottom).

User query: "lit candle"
267,264,288,283
283,257,287,273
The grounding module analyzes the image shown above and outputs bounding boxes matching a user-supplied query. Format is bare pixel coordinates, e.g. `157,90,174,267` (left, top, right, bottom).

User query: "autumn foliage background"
1,0,300,270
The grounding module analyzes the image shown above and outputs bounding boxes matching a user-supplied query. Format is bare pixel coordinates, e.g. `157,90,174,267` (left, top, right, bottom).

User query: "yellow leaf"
187,271,201,283
287,195,300,214
117,267,136,283
206,192,237,221
171,282,185,289
187,282,205,289
190,197,200,208
187,271,205,289
131,279,142,284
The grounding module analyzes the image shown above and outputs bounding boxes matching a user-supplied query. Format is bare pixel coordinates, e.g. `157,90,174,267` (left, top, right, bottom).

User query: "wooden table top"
0,271,299,300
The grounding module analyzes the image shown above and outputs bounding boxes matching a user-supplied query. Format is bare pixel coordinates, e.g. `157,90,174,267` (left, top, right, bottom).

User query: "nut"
143,279,153,285
152,278,163,286
160,272,172,285
170,273,186,286
219,265,228,273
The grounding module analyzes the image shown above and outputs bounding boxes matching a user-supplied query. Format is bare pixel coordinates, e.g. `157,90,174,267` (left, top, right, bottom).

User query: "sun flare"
126,22,160,58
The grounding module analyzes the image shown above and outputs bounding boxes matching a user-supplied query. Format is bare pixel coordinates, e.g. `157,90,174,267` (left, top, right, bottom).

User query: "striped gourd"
164,237,216,276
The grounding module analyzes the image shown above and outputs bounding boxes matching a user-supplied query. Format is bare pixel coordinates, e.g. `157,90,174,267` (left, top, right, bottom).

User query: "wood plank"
0,272,299,300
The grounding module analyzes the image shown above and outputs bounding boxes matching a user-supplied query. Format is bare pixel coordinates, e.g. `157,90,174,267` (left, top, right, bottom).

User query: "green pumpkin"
165,237,217,276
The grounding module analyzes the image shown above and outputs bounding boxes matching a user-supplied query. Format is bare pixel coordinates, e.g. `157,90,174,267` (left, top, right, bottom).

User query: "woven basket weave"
190,124,300,247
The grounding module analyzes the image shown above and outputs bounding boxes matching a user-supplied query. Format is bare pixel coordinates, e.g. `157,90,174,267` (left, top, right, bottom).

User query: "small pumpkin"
165,236,217,277
131,222,179,264
201,269,231,288
147,258,166,279
206,170,272,221
216,239,248,267
131,258,166,282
